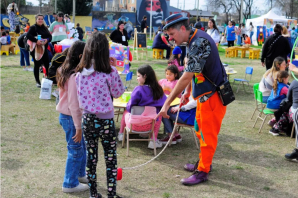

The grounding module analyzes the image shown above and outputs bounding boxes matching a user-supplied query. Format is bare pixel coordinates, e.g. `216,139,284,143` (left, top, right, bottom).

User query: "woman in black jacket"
261,24,291,70
109,21,128,46
27,14,52,87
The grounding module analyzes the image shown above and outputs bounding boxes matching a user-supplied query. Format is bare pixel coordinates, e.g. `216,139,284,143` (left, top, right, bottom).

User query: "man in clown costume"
157,13,227,185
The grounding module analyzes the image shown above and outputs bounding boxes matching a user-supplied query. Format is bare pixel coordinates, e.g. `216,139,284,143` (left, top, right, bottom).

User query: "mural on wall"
1,14,29,30
92,11,136,34
136,0,170,29
257,26,266,46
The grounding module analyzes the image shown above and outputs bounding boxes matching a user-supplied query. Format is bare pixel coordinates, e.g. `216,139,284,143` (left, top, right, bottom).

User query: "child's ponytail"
273,70,289,95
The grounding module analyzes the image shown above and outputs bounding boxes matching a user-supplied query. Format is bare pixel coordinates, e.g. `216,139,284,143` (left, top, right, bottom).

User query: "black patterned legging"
82,114,118,198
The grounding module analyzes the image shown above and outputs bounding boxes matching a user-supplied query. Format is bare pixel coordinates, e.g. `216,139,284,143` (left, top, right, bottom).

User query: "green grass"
1,48,298,198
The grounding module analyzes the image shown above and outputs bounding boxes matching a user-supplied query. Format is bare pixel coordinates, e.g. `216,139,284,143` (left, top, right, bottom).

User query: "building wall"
23,15,93,29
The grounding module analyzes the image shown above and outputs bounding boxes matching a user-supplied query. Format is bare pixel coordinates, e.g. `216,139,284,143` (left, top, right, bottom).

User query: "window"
132,0,134,3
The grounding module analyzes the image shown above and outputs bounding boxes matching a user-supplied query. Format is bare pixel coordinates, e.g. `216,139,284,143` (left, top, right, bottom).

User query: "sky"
26,0,271,14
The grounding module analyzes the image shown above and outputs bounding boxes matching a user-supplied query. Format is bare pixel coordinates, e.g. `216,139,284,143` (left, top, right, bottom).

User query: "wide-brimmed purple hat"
163,13,188,30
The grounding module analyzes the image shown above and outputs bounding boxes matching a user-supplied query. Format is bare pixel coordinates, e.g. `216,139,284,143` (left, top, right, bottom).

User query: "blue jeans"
250,32,254,42
20,48,30,66
162,107,188,133
59,113,86,188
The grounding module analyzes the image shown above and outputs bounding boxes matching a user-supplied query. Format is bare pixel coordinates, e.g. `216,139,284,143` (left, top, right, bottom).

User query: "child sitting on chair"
159,65,181,97
0,31,7,45
5,31,11,44
168,46,184,72
118,65,167,149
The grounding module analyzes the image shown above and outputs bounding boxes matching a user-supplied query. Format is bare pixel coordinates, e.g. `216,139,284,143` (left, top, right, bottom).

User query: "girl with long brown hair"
56,41,88,193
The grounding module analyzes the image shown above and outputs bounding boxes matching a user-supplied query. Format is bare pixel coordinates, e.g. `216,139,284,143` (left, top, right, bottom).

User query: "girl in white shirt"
206,19,220,46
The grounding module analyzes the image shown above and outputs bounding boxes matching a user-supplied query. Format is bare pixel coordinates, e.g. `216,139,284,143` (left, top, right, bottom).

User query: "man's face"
167,26,187,46
145,0,163,26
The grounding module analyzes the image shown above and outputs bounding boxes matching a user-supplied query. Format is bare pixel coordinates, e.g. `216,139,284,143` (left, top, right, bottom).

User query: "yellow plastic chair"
152,48,164,59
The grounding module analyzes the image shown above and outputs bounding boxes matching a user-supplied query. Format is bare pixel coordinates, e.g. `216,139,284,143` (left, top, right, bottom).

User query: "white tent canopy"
245,10,288,45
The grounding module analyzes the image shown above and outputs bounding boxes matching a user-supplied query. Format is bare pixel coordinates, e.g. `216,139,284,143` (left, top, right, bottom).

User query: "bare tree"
276,0,298,19
207,0,233,24
243,0,254,20
265,0,276,10
232,0,241,24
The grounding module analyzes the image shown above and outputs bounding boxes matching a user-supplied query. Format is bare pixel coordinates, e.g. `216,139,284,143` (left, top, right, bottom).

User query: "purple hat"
172,46,182,55
163,13,188,30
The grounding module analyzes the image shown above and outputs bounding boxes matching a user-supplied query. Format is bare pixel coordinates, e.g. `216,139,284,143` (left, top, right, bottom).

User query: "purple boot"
184,160,212,173
181,171,208,186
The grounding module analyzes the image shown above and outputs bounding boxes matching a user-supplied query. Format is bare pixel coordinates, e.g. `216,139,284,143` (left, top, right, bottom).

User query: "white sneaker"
52,90,58,98
23,68,28,71
148,139,163,149
78,176,88,183
62,183,89,193
118,133,123,141
27,67,33,71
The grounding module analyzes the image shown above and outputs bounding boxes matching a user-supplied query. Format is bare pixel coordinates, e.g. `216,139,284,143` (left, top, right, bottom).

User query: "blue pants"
59,113,86,188
162,107,188,133
20,48,30,66
250,32,254,43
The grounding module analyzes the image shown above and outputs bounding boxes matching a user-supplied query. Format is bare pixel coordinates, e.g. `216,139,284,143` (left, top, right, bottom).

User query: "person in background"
110,21,128,46
5,30,11,44
7,2,19,31
243,34,251,45
56,41,89,194
48,48,69,84
0,31,7,45
93,28,98,33
194,16,202,30
259,57,286,103
241,23,247,43
1,26,5,33
17,33,32,71
159,65,181,97
26,14,52,88
261,24,291,70
76,23,84,41
236,24,242,45
226,20,236,47
141,15,147,33
167,46,184,72
249,22,254,43
291,27,297,46
282,26,294,59
25,22,30,32
15,25,20,34
206,19,220,46
64,14,71,23
152,29,172,59
49,12,69,46
285,63,298,161
50,12,57,24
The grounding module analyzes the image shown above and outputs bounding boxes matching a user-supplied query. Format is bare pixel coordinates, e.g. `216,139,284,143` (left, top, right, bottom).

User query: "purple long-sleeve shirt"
126,85,167,113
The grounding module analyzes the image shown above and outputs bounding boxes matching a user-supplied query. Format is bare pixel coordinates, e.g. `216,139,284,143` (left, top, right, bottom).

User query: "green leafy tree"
57,0,93,16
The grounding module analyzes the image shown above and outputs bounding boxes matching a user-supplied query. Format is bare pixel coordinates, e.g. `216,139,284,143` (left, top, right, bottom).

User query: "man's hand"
72,129,82,143
261,62,265,67
156,102,170,119
181,92,190,105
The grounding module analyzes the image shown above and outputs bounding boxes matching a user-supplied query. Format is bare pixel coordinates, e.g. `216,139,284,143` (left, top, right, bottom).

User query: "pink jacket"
128,106,157,126
168,59,184,72
56,74,82,129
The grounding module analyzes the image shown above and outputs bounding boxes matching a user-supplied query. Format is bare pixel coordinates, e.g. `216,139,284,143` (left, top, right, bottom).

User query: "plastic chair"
252,90,275,133
152,48,164,59
122,106,157,156
233,66,253,93
125,72,133,91
251,83,266,119
168,123,199,150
